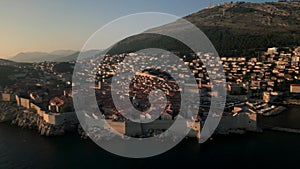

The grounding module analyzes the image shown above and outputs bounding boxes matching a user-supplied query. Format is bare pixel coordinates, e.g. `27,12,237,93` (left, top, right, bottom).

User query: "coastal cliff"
0,101,77,136
0,102,19,122
11,110,66,136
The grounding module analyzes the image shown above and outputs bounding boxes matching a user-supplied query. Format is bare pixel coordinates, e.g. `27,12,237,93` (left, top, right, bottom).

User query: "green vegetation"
28,108,37,113
0,66,18,87
53,62,74,73
108,2,300,57
59,105,73,113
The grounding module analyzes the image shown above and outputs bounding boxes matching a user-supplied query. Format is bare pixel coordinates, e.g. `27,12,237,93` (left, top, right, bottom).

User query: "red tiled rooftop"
50,97,64,106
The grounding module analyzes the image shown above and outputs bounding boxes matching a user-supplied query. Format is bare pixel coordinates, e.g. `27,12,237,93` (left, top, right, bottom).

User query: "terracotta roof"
50,97,64,106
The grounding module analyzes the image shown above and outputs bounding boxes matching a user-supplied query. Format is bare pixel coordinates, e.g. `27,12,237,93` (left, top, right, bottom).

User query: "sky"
0,0,274,58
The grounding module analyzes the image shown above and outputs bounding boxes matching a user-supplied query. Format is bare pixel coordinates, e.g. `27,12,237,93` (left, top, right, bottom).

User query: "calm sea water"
1,106,300,169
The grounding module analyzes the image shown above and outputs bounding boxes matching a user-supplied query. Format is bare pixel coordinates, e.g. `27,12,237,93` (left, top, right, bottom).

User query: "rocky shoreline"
0,101,79,136
0,102,19,122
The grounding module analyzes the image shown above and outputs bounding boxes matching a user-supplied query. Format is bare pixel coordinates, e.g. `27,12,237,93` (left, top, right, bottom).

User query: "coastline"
1,100,300,140
2,122,300,169
284,99,300,105
262,106,287,116
0,101,78,136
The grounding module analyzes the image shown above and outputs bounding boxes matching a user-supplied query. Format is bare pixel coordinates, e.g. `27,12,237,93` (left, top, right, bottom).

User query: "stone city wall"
20,97,31,109
1,93,12,102
125,119,199,137
44,112,77,125
217,113,257,132
15,95,78,126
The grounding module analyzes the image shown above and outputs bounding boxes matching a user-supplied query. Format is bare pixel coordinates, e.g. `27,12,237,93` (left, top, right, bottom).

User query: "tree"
59,105,73,113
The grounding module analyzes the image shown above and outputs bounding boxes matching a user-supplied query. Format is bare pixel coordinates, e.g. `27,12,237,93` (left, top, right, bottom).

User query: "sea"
1,106,300,169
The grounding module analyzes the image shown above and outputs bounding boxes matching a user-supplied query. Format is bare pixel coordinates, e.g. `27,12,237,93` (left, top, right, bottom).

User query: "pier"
268,127,300,134
284,99,300,105
262,106,287,116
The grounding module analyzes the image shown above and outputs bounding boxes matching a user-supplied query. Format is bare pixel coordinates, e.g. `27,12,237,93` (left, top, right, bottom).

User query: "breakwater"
262,106,287,116
284,99,300,105
268,127,300,134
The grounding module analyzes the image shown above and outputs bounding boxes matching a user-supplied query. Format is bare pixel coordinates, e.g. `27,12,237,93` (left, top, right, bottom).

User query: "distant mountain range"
9,50,101,63
108,1,300,56
7,2,300,62
9,50,77,63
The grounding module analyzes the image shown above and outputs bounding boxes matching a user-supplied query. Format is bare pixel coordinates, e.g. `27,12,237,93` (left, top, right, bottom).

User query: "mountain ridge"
10,50,78,63
9,50,103,63
108,1,300,56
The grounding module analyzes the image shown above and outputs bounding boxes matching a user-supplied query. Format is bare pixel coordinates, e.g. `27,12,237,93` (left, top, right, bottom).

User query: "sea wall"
0,94,79,136
284,99,300,105
11,110,66,136
10,109,78,136
125,119,200,138
15,95,78,126
20,97,31,109
43,112,78,125
1,93,15,102
217,113,257,134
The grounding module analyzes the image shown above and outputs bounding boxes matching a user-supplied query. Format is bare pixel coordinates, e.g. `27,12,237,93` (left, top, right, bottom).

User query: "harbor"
246,101,288,117
284,99,300,105
268,127,300,134
2,105,300,169
262,106,287,116
259,105,300,133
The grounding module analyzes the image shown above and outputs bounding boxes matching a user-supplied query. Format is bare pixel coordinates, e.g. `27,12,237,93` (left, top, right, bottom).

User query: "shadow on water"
1,106,300,169
260,105,300,129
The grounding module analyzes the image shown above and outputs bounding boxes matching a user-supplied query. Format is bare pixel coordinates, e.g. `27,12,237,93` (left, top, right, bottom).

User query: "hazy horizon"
0,0,274,59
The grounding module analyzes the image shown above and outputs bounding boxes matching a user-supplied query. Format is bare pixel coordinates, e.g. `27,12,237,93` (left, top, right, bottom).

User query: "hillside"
55,50,102,62
0,58,15,65
49,50,77,56
108,2,300,56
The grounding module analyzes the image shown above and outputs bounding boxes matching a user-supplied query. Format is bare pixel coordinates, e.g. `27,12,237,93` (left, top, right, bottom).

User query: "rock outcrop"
0,102,19,122
11,110,66,136
0,101,78,136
